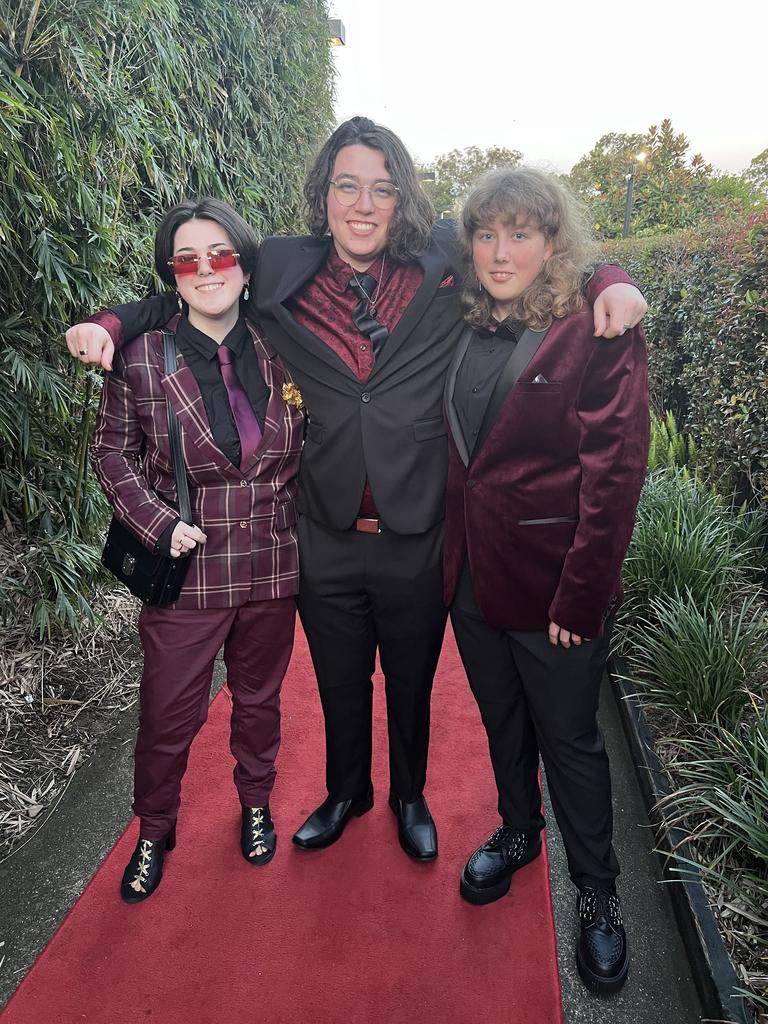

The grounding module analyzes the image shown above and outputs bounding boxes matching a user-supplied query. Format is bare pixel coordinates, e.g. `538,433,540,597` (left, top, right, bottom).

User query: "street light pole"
622,161,637,239
622,151,646,239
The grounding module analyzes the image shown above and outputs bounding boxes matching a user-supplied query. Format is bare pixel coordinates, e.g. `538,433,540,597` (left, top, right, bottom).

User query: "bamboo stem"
73,376,93,521
15,0,43,77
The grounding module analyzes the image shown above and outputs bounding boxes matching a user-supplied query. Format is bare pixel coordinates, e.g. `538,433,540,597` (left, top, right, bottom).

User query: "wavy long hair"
303,116,434,262
458,167,597,329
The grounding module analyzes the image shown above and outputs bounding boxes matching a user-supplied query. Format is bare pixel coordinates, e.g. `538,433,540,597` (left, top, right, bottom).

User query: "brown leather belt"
354,517,382,534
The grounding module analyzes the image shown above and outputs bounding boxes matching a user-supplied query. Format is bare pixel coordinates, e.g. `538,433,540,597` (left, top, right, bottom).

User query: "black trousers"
297,515,448,802
451,606,620,889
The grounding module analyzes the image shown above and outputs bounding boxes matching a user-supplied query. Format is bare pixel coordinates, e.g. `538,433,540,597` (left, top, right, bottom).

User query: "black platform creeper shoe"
241,805,277,865
576,887,630,994
120,825,176,904
459,825,541,905
292,785,374,850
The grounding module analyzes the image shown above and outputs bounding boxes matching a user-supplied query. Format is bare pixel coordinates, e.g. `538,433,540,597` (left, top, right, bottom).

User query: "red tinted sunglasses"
167,248,240,276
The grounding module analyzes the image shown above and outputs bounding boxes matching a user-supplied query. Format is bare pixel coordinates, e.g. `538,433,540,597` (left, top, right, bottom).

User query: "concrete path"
0,664,703,1022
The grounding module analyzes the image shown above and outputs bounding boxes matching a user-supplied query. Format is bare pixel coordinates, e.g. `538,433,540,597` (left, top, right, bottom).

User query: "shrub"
603,217,768,508
623,589,767,728
619,469,763,624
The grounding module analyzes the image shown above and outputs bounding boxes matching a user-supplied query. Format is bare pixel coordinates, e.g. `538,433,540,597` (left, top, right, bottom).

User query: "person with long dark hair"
91,199,303,902
443,167,649,992
68,118,647,866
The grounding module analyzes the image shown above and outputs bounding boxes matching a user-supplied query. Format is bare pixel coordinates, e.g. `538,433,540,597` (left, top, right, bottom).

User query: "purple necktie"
216,345,262,471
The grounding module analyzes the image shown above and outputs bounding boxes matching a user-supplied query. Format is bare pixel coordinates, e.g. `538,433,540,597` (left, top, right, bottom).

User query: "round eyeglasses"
329,179,400,210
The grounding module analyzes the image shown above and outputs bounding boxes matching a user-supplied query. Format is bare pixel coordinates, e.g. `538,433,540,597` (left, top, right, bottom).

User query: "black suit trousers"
451,606,620,889
297,515,448,801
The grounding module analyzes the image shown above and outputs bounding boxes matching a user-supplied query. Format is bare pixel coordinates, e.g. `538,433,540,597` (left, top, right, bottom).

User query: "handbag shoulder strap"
162,332,192,524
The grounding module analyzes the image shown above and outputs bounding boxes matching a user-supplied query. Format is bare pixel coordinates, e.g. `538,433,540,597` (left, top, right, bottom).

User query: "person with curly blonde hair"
443,167,649,994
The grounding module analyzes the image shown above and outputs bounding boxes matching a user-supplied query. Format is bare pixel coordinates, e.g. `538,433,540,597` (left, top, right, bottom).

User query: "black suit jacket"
254,226,463,533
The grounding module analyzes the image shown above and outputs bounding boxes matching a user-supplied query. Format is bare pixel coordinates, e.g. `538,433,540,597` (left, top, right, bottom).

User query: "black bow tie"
348,273,389,358
476,318,524,342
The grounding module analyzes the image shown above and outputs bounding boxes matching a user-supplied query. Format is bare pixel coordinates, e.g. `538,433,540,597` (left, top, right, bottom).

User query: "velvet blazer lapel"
444,325,474,467
470,325,550,463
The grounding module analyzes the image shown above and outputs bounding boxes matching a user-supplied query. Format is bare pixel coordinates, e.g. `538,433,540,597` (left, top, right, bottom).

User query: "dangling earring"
176,291,183,311
243,285,250,302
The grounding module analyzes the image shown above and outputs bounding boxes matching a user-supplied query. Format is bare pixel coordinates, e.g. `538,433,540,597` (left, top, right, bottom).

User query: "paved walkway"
0,662,703,1022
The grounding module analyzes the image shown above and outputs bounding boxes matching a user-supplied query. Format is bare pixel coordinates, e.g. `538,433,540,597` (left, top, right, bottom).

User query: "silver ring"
622,323,632,330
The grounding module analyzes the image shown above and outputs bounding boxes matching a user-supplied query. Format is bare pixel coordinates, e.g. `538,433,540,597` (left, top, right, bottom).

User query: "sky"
328,0,766,176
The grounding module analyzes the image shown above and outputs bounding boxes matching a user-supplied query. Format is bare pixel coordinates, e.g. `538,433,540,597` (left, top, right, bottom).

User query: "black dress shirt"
175,315,269,465
452,317,524,617
454,317,523,460
157,315,269,554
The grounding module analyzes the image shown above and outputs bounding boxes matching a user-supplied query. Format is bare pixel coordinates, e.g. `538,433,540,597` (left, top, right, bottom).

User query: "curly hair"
303,116,434,263
457,167,598,329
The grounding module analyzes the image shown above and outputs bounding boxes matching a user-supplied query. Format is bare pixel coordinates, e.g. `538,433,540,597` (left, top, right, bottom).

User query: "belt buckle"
355,517,381,534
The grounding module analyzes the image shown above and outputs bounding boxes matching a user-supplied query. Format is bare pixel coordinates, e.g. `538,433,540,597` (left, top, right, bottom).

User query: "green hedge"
602,216,768,508
0,1,334,633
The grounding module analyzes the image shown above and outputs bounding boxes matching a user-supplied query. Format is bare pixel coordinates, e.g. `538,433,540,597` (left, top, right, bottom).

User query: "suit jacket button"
361,392,371,403
239,520,248,529
466,480,476,489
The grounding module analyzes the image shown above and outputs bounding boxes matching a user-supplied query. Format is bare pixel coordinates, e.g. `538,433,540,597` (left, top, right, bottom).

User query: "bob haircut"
155,197,259,289
303,116,434,263
458,167,597,330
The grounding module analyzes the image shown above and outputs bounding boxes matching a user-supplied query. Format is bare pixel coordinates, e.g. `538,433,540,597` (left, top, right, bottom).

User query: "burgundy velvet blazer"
91,319,303,609
443,307,649,638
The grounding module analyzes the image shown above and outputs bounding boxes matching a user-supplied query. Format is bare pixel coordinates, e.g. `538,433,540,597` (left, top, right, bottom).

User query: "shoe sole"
292,792,374,850
459,842,542,905
576,945,630,995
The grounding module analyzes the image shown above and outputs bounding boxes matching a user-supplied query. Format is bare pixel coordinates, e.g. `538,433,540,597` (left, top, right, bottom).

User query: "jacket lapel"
160,363,242,479
444,325,474,466
366,240,449,381
271,238,360,382
240,324,287,474
471,325,550,462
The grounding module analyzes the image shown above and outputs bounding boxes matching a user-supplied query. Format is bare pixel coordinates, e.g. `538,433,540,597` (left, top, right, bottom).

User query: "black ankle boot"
120,825,176,904
576,886,629,993
241,805,277,865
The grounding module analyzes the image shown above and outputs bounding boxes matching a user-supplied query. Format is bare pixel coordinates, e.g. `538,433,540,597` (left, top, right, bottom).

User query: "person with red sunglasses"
90,198,304,902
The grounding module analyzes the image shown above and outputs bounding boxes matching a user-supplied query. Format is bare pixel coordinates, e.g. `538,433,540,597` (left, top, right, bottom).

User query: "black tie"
348,273,389,359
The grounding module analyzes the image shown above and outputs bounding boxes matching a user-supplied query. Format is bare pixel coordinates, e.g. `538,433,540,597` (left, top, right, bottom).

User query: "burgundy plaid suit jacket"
91,319,303,609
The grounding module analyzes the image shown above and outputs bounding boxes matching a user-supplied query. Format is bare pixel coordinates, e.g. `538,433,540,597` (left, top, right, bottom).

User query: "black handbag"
101,333,193,606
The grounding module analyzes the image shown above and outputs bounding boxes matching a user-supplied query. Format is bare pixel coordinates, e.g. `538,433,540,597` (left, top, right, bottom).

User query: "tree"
421,145,524,217
743,148,768,195
568,119,753,238
0,0,334,634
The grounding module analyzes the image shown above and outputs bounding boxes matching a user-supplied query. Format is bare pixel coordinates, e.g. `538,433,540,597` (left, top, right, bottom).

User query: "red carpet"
3,624,563,1024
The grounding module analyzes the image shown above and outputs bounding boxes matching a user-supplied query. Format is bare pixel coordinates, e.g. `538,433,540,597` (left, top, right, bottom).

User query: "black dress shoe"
459,825,541,905
120,825,176,904
292,785,374,850
241,805,277,865
576,887,629,994
388,793,437,860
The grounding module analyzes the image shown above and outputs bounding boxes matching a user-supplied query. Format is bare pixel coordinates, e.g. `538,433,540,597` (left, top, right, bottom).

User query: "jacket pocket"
413,415,447,442
305,421,325,444
275,501,298,531
517,516,578,525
